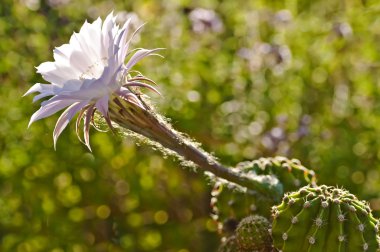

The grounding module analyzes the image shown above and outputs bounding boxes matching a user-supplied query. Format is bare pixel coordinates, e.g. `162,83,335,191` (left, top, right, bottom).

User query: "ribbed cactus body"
211,157,316,234
272,185,380,252
245,157,316,192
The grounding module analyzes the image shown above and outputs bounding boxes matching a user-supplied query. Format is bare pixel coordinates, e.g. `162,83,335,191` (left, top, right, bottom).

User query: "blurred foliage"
2,0,380,251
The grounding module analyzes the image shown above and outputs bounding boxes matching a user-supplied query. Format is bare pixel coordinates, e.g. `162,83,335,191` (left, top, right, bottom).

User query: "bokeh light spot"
96,205,111,219
154,210,169,225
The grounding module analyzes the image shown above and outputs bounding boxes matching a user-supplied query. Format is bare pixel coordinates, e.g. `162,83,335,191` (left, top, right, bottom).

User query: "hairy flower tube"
25,12,283,201
24,12,161,150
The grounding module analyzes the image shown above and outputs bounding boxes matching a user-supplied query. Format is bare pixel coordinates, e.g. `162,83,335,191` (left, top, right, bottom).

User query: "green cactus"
235,215,272,252
272,185,380,252
218,235,240,252
218,215,273,252
242,157,316,191
211,156,316,234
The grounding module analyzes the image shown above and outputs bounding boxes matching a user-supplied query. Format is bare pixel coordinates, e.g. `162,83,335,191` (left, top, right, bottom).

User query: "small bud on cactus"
211,157,316,234
235,215,272,252
272,185,380,252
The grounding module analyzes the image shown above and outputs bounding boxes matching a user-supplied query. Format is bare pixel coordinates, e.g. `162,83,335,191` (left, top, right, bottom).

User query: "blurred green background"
2,0,380,251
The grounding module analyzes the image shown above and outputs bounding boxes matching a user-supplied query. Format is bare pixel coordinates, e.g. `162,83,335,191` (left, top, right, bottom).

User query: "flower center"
80,57,108,80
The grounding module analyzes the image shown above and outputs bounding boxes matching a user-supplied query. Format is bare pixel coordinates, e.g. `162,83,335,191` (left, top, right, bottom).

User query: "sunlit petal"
84,105,96,151
125,48,164,70
53,101,89,149
28,98,80,127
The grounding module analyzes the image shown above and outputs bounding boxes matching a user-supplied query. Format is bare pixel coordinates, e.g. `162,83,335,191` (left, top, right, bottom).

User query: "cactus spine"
272,185,380,252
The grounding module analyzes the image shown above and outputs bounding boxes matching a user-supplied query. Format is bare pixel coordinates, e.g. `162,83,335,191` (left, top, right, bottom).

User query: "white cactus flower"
25,12,161,150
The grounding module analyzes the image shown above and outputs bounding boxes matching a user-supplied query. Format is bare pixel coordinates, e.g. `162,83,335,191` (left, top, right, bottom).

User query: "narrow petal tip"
85,143,92,152
27,119,34,129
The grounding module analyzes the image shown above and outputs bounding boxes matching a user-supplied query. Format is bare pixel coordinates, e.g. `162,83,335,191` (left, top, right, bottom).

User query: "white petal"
84,105,96,151
116,19,130,48
125,48,164,70
37,61,81,86
95,95,109,118
69,50,93,74
53,44,72,66
28,98,80,127
123,23,145,56
115,19,131,65
36,61,55,73
116,88,145,109
80,19,103,61
101,13,115,58
73,32,97,64
32,92,53,102
23,83,53,96
53,101,89,149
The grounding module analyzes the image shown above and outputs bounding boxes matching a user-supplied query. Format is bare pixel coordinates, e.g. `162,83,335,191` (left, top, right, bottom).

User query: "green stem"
109,97,282,202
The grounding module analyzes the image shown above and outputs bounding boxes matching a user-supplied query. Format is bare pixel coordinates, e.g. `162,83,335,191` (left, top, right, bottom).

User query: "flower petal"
37,61,81,86
29,98,80,127
32,92,53,102
124,81,161,95
115,19,131,63
101,12,116,58
95,95,109,118
53,44,73,66
95,95,114,130
23,83,53,96
125,48,164,70
68,49,93,74
84,105,96,151
53,101,89,149
116,88,145,109
76,105,88,144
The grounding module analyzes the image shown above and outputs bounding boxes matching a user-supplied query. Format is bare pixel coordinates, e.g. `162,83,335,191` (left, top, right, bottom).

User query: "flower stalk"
108,96,282,202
